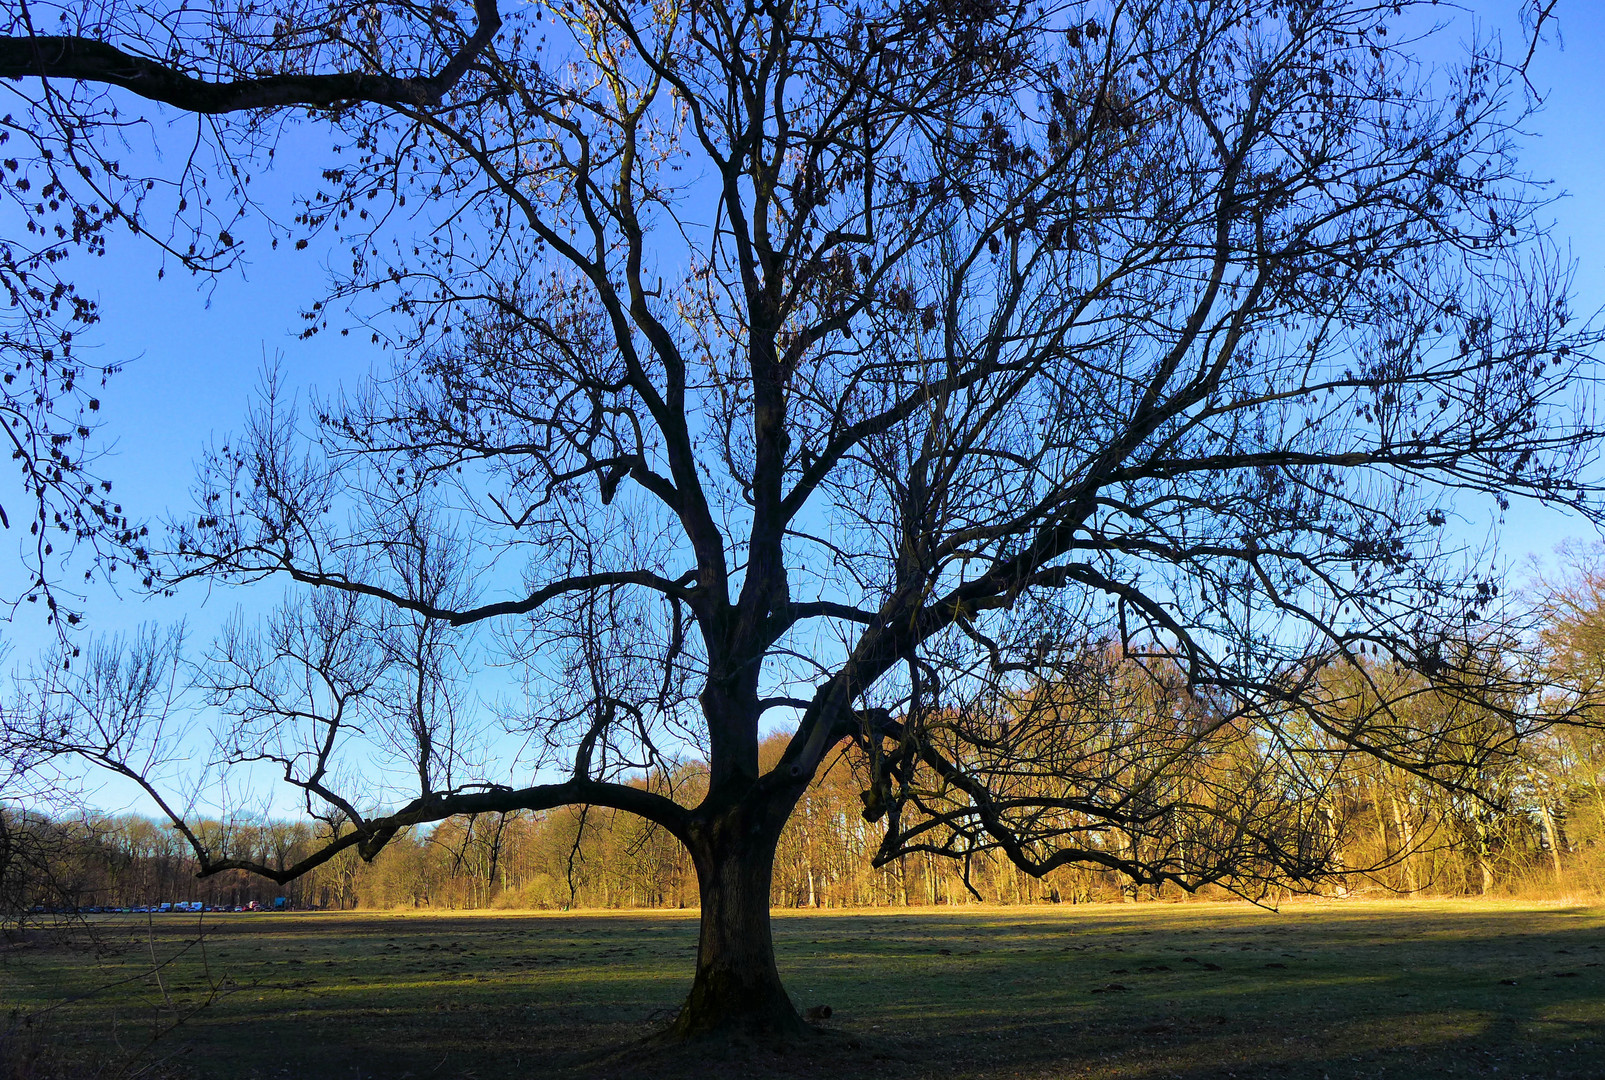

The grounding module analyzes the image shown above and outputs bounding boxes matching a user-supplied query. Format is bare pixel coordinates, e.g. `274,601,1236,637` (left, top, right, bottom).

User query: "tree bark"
1388,794,1417,895
1473,814,1494,895
1321,805,1348,898
1538,802,1565,879
667,808,805,1041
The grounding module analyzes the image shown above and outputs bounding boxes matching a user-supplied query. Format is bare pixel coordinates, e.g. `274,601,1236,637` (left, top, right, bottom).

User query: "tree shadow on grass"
11,905,1604,1080
756,904,1605,1080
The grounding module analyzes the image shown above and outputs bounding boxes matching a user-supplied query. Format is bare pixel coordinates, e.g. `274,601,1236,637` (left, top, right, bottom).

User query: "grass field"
3,900,1603,1079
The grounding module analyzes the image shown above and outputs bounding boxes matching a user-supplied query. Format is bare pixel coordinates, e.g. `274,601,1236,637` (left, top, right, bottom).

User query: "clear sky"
6,3,1597,606
1473,1,1605,565
3,1,1605,814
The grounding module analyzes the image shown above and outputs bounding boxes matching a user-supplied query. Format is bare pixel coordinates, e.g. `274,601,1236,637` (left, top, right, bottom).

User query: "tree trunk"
1476,833,1494,895
1388,795,1417,895
667,811,805,1041
1538,802,1564,879
1321,805,1348,898
1118,831,1137,903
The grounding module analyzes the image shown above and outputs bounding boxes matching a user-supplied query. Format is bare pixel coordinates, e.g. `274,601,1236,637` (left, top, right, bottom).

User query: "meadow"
3,900,1602,1079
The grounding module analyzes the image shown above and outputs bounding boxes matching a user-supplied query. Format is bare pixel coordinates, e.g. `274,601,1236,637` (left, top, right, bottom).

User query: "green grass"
4,900,1603,1079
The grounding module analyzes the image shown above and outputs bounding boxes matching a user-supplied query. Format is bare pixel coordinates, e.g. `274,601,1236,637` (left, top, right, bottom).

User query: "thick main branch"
0,0,500,112
188,777,687,884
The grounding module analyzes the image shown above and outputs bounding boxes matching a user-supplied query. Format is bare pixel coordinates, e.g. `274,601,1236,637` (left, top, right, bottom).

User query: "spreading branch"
0,0,501,112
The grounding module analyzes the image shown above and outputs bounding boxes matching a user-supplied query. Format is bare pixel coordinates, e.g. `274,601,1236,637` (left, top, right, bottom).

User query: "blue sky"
25,4,1604,581
0,4,1597,622
3,1,1605,814
1474,1,1605,565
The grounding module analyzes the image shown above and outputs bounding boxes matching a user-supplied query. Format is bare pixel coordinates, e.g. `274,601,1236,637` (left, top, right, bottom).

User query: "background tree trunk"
1539,803,1565,879
1389,796,1418,895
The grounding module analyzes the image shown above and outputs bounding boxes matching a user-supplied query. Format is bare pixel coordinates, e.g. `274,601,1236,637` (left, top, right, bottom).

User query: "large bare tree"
5,0,1604,1039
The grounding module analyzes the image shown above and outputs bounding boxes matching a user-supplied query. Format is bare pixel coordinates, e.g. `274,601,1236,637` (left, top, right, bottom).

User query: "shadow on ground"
4,901,1601,1079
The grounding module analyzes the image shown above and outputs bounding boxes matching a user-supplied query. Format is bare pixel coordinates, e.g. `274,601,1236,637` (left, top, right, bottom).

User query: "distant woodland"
8,717,1604,916
12,552,1605,919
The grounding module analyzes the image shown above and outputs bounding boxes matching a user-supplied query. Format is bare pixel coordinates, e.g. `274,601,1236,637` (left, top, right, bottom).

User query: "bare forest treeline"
9,723,1605,915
